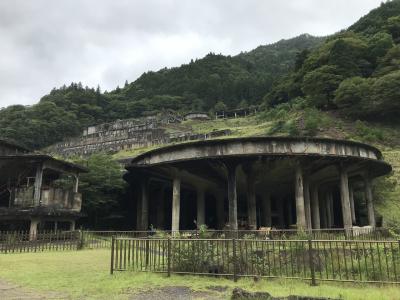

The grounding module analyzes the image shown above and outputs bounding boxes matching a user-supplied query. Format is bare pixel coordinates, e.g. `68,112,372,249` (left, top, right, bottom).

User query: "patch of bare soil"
128,285,227,300
0,280,67,300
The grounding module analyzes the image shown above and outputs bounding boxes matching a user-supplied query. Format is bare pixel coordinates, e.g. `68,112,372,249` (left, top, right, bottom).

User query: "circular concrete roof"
126,137,392,177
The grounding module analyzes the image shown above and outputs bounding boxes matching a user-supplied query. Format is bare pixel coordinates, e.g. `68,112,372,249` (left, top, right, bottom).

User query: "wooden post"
145,239,149,268
110,236,115,274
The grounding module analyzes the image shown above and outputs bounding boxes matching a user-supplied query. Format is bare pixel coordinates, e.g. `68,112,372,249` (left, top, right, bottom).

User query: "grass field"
1,250,400,299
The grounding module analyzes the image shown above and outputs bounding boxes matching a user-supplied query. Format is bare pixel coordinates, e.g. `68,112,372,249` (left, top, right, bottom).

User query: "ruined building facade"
0,140,87,238
124,137,391,232
48,113,230,157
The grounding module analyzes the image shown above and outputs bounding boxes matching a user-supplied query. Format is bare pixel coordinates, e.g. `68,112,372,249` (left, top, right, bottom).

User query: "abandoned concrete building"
125,137,391,231
0,140,87,237
48,112,230,157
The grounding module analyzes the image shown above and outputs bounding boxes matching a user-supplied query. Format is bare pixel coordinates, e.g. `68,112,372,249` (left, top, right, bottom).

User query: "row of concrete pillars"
136,163,376,232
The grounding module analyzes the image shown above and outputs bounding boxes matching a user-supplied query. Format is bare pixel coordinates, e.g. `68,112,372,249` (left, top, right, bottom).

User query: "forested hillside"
264,0,400,121
0,34,322,149
0,0,400,151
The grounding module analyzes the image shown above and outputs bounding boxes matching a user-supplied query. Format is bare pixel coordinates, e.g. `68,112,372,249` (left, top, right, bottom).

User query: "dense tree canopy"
74,154,127,228
264,0,400,121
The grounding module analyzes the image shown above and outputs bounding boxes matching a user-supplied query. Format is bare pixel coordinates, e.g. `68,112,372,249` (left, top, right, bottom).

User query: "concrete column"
70,220,76,231
295,163,307,229
349,186,356,224
156,186,165,229
34,164,43,205
227,163,238,231
172,176,181,233
287,199,293,227
303,176,312,230
246,175,257,230
73,175,79,193
29,219,39,241
140,179,149,231
277,198,285,228
364,176,376,227
216,193,225,229
311,186,320,229
136,188,142,230
339,166,353,229
261,193,272,227
326,192,334,228
319,194,327,228
196,188,205,227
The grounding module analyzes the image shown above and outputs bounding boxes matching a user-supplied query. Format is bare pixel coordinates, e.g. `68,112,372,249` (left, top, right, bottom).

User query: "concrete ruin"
48,112,230,157
124,137,391,232
0,140,87,238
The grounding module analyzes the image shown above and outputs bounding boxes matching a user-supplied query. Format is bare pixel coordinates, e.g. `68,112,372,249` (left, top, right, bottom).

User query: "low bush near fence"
111,237,400,284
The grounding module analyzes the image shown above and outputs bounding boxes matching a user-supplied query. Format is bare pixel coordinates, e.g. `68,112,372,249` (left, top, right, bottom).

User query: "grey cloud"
0,0,383,107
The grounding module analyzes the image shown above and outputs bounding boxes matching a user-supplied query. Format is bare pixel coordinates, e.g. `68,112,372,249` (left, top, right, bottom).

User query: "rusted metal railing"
111,237,400,284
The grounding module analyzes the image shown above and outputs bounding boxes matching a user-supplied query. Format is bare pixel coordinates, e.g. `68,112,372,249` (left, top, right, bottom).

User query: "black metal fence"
111,237,400,284
0,230,80,253
0,228,395,254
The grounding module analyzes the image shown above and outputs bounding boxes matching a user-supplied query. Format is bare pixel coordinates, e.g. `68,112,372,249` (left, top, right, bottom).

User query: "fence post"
167,237,171,277
145,239,150,269
77,230,84,250
308,238,317,286
233,238,237,282
110,236,115,275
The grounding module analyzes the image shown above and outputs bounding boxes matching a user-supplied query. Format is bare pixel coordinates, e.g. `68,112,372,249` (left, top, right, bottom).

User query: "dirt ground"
0,280,228,300
128,285,227,299
0,280,68,300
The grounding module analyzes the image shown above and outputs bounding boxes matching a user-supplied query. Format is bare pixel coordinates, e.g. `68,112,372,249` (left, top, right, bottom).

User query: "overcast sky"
0,0,384,107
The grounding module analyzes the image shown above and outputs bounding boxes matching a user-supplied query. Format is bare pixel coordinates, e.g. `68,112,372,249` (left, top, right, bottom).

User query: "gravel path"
129,286,228,300
0,280,66,300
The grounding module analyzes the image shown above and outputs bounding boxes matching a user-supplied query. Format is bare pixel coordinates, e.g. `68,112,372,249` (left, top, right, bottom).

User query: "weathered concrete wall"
130,137,384,166
48,113,231,157
14,186,81,211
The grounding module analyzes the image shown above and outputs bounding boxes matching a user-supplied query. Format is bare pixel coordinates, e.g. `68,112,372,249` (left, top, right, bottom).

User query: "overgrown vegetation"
264,0,400,122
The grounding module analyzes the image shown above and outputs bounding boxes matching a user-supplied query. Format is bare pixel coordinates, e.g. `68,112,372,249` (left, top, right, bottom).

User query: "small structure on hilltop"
184,112,210,121
0,140,87,238
124,137,391,232
215,107,258,119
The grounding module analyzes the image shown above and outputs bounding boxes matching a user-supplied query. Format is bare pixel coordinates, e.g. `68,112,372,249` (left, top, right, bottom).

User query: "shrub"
354,120,385,142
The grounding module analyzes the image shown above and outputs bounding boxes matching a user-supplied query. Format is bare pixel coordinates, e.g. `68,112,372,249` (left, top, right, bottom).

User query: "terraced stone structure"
48,112,230,157
125,137,391,232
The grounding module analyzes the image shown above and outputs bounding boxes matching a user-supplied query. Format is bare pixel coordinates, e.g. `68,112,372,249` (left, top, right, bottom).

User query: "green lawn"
1,250,400,299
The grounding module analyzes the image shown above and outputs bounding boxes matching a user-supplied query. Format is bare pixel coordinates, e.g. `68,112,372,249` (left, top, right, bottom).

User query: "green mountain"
1,0,400,150
0,34,322,149
264,0,400,120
